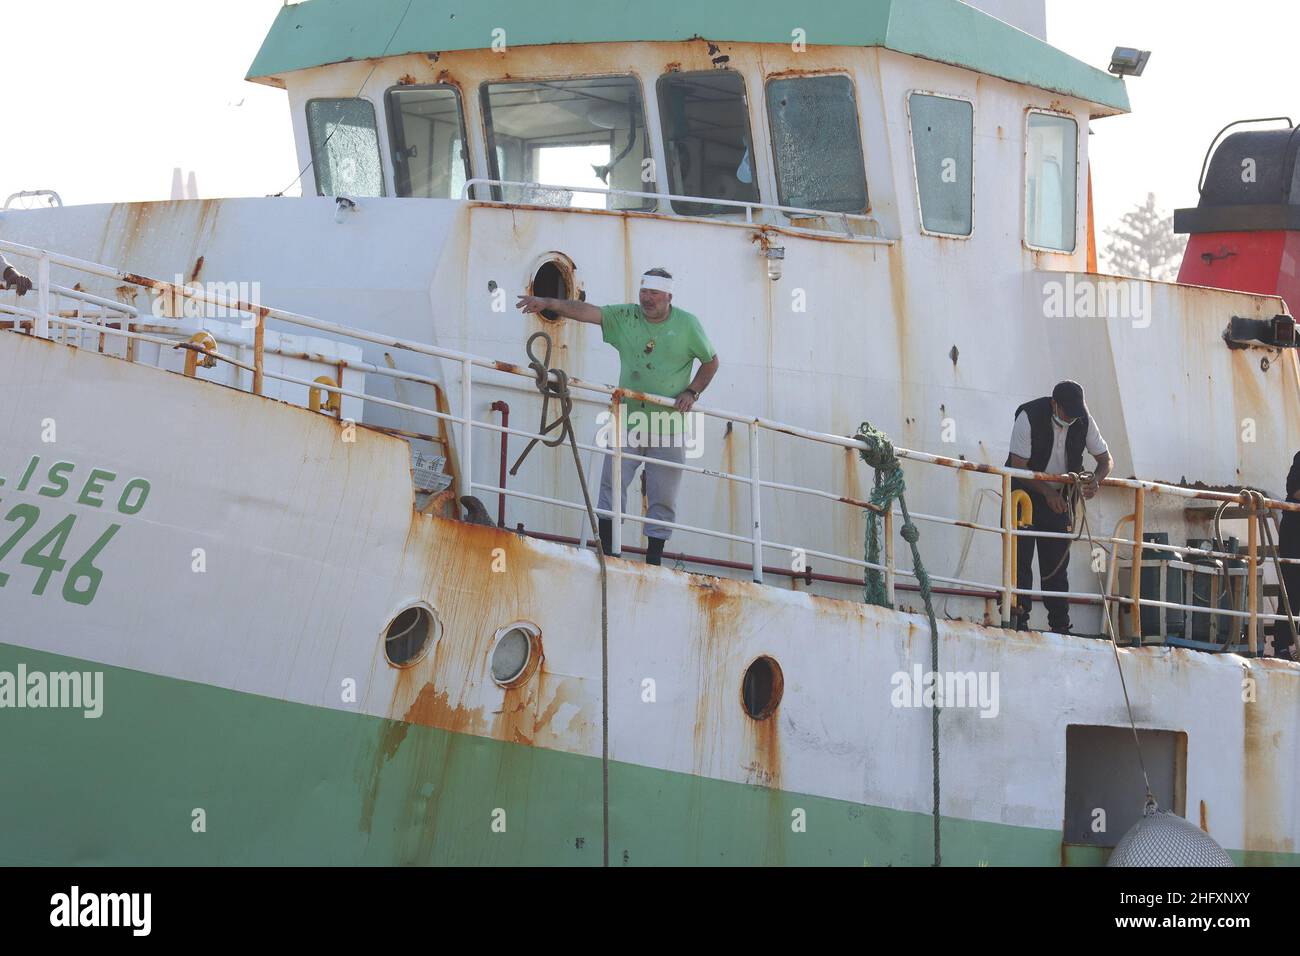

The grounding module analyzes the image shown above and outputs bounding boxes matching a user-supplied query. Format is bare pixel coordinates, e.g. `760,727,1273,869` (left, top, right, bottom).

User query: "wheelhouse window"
386,85,469,199
1025,111,1078,252
657,71,760,216
766,75,868,214
480,76,652,209
306,98,385,198
907,92,973,236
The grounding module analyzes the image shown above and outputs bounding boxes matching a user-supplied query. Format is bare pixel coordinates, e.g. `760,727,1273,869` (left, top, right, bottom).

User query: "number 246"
0,503,119,606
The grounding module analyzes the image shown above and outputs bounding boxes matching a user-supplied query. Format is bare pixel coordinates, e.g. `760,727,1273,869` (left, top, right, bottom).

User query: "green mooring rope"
855,421,941,867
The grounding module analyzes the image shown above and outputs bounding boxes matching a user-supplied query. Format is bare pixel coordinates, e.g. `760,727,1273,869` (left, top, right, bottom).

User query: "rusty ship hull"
3,0,1300,866
0,328,1296,866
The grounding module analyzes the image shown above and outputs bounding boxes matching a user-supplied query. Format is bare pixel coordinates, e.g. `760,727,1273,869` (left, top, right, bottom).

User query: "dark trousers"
1014,486,1073,632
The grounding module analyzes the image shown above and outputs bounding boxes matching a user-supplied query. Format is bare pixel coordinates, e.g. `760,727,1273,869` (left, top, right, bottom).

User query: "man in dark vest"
1005,381,1112,634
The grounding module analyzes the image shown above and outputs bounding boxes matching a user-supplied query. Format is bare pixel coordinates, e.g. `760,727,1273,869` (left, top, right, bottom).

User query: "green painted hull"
0,642,1288,866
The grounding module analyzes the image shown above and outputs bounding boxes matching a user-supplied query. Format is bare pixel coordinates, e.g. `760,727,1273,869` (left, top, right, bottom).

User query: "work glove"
3,265,32,296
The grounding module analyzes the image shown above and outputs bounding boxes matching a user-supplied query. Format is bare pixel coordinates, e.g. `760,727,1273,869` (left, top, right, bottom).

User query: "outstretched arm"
516,295,602,325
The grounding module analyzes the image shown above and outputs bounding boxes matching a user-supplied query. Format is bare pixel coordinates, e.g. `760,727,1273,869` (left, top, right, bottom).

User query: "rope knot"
854,421,899,472
901,523,920,544
508,331,574,459
855,420,910,607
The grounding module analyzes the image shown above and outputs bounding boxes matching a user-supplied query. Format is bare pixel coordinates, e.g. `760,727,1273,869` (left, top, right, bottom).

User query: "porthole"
490,622,542,687
741,656,784,720
528,255,576,321
382,603,440,667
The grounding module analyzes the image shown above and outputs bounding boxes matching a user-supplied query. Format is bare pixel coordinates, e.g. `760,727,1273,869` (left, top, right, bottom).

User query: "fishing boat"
1,0,1296,866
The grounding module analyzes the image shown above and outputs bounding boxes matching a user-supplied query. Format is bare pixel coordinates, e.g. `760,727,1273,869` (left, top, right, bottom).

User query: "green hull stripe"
0,642,1286,866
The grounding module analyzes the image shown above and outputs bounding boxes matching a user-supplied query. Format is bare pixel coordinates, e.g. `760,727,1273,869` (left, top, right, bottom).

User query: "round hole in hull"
383,604,440,667
741,656,784,720
530,258,572,321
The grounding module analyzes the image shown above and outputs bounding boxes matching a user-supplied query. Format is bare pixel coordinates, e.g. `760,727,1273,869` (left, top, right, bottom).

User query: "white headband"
640,274,673,294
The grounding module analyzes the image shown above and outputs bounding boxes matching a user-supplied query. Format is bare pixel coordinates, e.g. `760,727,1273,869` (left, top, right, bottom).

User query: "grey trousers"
598,440,686,541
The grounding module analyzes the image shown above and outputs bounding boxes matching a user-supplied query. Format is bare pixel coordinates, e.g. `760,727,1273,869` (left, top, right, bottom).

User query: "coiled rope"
855,421,941,867
510,331,611,867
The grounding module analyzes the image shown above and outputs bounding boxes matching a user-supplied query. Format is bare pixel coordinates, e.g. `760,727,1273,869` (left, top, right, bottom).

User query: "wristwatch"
685,388,699,399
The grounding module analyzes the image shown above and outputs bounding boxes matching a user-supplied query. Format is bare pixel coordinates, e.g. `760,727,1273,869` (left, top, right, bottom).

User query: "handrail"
3,237,1299,653
1196,117,1294,195
461,178,885,240
4,189,62,209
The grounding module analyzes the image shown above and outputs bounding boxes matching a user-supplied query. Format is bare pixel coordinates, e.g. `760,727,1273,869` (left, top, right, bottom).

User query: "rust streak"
361,517,551,844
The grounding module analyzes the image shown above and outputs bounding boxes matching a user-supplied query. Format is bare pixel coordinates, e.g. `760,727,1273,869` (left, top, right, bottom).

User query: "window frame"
380,601,441,669
1023,107,1081,254
489,621,543,688
905,89,975,240
304,96,387,199
478,73,654,210
763,70,869,217
383,83,471,200
655,68,763,217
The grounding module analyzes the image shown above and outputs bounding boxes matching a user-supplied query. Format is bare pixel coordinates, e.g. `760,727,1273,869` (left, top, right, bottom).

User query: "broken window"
306,98,385,198
1026,111,1078,251
908,92,973,236
386,85,469,199
766,75,868,214
657,71,760,216
480,76,652,209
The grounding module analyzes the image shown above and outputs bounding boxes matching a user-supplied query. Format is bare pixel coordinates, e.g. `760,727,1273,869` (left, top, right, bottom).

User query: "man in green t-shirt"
516,268,719,565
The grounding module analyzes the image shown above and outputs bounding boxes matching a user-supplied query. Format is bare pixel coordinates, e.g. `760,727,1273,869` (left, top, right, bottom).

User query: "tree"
1102,192,1187,281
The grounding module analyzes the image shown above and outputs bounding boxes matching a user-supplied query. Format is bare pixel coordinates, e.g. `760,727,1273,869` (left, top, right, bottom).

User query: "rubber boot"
646,537,665,566
598,517,615,556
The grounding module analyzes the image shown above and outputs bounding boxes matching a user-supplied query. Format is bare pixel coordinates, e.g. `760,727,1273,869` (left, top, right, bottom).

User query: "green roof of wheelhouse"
247,0,1129,114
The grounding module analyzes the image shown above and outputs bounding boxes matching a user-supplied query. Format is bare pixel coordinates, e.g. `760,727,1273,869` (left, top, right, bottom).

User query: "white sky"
1046,0,1300,239
0,0,296,205
0,0,1295,238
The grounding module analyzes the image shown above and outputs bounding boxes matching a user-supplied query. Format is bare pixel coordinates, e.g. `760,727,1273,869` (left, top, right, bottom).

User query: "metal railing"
4,190,62,209
3,236,1299,655
461,178,886,240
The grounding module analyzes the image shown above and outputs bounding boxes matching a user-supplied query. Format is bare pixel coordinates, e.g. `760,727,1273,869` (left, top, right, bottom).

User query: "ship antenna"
271,0,417,198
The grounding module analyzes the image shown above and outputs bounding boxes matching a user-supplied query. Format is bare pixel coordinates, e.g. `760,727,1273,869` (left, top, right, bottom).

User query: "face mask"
1053,413,1076,428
